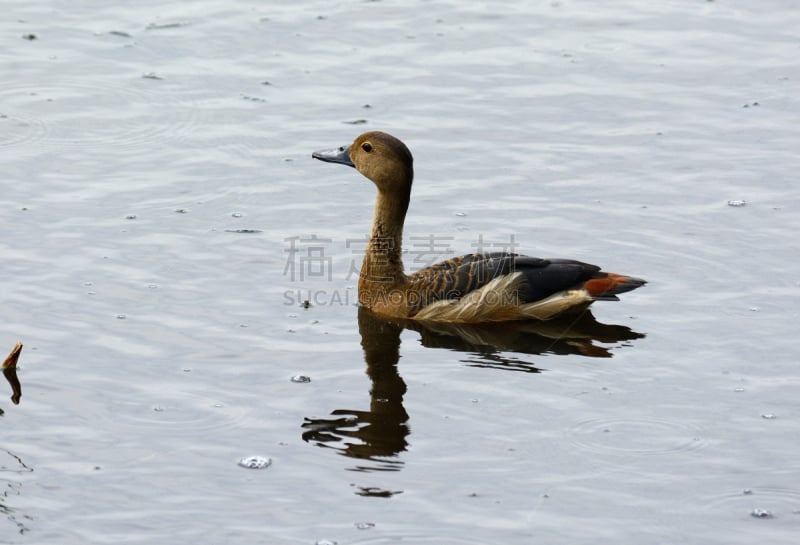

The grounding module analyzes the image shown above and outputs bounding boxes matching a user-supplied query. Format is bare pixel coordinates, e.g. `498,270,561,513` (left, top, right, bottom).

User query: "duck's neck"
360,188,410,294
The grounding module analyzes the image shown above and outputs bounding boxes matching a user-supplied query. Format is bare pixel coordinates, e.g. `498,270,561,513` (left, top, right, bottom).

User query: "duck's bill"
312,145,355,168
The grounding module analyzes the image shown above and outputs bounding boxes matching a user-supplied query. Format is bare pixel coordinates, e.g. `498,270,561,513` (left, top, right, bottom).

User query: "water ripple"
98,395,248,434
0,79,206,152
567,416,708,458
699,486,800,519
0,111,49,149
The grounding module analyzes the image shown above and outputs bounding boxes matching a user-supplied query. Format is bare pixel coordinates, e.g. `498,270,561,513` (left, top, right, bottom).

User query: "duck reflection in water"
1,342,23,415
302,309,410,474
302,308,643,475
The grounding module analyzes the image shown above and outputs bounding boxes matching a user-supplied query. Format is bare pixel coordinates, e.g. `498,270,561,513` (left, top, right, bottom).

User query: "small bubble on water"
354,522,375,530
750,508,774,519
761,413,777,420
727,199,746,207
291,375,311,383
238,455,272,469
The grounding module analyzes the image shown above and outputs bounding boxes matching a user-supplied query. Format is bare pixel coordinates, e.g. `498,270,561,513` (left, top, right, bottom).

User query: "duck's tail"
583,273,647,301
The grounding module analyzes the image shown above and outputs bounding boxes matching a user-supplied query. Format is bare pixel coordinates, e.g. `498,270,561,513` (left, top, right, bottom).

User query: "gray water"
2,1,800,543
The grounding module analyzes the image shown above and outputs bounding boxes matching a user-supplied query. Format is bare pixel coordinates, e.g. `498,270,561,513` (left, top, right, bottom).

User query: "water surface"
2,1,799,544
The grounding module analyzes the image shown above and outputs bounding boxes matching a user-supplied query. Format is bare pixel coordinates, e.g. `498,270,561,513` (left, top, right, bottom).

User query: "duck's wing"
406,253,644,321
406,252,592,304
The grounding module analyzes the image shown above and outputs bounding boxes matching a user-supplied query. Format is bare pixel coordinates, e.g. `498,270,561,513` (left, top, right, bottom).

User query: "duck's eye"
361,142,373,152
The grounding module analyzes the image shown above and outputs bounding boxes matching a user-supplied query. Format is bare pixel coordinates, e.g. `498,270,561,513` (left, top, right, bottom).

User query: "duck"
312,131,645,323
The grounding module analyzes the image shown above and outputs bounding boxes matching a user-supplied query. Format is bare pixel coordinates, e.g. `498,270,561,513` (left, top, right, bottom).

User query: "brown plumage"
312,131,645,323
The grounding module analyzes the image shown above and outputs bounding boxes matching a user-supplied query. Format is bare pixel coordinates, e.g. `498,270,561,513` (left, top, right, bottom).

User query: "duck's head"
313,131,414,194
